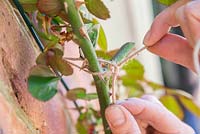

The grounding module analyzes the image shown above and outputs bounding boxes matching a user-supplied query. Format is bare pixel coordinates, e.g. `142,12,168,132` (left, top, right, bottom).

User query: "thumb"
105,105,141,134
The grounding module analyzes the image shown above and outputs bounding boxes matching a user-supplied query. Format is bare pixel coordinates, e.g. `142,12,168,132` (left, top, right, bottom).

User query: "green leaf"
94,19,108,51
122,59,144,80
19,0,37,4
96,50,112,60
76,120,88,134
19,0,37,12
67,88,98,101
38,31,59,42
158,0,178,6
67,88,86,100
107,49,119,57
128,86,144,98
178,96,200,117
96,49,119,60
160,95,184,119
34,14,60,47
29,64,55,77
98,25,108,51
28,65,59,101
36,52,47,65
19,0,37,3
121,76,138,87
76,110,95,134
164,89,200,117
85,0,110,20
76,108,100,134
84,93,98,100
52,16,65,25
111,42,135,64
79,5,93,24
121,73,144,97
81,17,108,51
85,24,100,47
36,31,59,49
78,112,87,121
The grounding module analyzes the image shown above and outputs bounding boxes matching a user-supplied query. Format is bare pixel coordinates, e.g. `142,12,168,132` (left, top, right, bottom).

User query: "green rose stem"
61,0,111,133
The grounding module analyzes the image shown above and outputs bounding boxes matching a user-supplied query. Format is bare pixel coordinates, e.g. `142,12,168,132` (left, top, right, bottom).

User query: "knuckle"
141,95,163,106
175,6,183,21
184,3,195,16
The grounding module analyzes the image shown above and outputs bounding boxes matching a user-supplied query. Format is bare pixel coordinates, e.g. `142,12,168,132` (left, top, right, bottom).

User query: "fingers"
119,98,184,134
175,5,194,46
144,0,200,73
144,0,200,47
148,33,195,71
144,0,189,46
106,95,194,134
105,105,141,134
179,0,200,46
141,95,163,105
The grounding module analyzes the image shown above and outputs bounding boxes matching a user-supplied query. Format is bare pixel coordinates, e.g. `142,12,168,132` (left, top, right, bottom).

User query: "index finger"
144,0,189,46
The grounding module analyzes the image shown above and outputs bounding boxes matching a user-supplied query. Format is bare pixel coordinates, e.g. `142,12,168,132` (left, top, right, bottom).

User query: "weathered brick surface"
0,0,71,133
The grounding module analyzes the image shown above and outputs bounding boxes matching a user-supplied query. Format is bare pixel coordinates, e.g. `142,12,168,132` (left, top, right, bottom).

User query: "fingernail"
105,105,126,128
143,30,151,46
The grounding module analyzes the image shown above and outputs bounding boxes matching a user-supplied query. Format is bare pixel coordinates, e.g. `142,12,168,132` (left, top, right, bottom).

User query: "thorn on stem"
79,27,90,39
109,91,112,97
64,2,68,14
75,0,85,8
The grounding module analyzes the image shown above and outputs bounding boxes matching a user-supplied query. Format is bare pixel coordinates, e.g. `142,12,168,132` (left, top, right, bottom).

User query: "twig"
111,67,119,103
98,59,118,68
66,60,90,72
118,46,147,67
65,59,111,77
97,59,119,103
64,57,84,61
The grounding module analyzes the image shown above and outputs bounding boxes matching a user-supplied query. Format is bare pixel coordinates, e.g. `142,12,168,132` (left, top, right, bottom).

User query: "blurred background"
99,0,200,133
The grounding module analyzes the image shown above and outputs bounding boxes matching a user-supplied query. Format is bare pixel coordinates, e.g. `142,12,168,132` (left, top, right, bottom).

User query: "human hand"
143,0,200,72
105,95,194,134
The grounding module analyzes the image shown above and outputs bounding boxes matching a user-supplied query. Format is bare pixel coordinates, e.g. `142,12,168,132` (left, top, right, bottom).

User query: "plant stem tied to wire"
62,0,111,133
